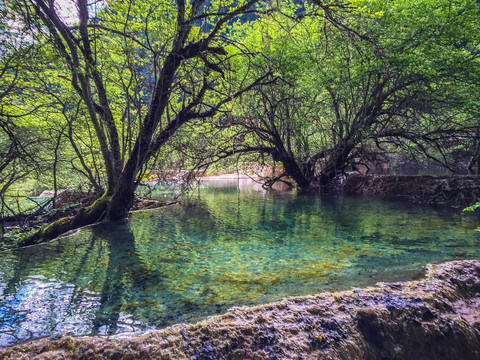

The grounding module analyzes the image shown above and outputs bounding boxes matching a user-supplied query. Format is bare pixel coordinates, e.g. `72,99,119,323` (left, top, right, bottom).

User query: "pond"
1,178,479,346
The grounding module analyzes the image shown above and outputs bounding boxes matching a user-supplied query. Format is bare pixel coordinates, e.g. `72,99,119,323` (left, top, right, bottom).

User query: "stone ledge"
1,260,479,360
344,174,480,206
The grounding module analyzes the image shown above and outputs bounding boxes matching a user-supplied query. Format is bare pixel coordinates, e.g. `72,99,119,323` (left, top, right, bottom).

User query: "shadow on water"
89,221,162,335
89,220,210,335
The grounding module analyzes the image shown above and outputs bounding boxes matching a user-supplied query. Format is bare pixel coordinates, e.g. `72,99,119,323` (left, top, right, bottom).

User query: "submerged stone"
0,260,479,359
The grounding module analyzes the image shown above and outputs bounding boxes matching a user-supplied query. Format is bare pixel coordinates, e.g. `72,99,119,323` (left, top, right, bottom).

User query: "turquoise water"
0,179,479,346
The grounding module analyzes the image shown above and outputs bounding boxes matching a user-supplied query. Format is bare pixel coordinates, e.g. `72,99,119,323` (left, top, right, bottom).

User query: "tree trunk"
106,175,137,221
318,143,355,185
276,150,312,189
21,157,141,246
19,194,112,247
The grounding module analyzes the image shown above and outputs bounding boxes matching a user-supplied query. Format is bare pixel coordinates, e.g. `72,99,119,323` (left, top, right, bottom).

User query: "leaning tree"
8,0,271,244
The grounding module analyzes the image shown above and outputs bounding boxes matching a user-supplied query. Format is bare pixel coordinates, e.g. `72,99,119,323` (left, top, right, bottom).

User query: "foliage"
193,0,480,188
1,0,480,241
464,203,480,212
2,0,270,238
464,202,480,231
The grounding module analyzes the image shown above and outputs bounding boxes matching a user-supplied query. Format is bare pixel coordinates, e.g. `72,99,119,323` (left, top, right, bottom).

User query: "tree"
201,0,480,189
7,0,270,244
0,7,53,226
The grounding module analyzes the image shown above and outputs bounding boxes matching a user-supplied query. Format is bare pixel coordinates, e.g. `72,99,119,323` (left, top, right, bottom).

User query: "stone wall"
344,174,480,206
1,260,479,359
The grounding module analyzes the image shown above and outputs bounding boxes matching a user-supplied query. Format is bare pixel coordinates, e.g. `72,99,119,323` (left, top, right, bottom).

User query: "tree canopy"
1,0,480,244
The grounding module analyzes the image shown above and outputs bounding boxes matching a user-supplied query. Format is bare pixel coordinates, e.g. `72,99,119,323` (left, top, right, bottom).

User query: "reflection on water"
1,179,479,346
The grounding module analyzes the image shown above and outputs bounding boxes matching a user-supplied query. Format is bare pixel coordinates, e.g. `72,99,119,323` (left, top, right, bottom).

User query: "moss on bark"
18,194,112,247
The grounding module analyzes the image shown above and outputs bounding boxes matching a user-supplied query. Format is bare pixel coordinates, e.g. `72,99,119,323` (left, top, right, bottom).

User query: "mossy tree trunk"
19,194,111,247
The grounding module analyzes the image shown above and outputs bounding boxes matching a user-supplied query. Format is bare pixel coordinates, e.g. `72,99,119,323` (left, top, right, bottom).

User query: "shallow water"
1,179,479,346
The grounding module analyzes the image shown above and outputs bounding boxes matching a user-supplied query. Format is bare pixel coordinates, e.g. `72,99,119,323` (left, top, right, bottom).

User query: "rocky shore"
1,260,479,359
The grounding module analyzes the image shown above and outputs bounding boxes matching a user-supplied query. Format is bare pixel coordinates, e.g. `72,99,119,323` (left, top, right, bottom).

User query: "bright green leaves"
464,202,480,231
204,0,480,184
2,0,480,194
464,202,480,212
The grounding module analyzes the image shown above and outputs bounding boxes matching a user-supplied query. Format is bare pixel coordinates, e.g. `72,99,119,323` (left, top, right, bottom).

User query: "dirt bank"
1,260,479,359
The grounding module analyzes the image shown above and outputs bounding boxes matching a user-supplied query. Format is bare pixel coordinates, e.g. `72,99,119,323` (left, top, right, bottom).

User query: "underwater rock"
1,260,479,359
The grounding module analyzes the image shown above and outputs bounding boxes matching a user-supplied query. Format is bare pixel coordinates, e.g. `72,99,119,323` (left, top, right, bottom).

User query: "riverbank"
344,174,480,207
1,260,479,359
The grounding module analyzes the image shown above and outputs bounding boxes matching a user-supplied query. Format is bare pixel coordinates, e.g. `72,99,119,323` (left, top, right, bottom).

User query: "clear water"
0,179,479,346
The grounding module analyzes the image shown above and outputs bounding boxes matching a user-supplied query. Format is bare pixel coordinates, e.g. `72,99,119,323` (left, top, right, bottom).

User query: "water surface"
0,179,479,346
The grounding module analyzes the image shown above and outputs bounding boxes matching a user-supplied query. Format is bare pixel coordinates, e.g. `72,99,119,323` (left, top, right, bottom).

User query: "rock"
38,190,56,198
0,260,479,359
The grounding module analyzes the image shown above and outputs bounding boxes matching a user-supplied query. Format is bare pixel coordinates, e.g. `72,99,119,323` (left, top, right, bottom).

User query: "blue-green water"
0,180,479,346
